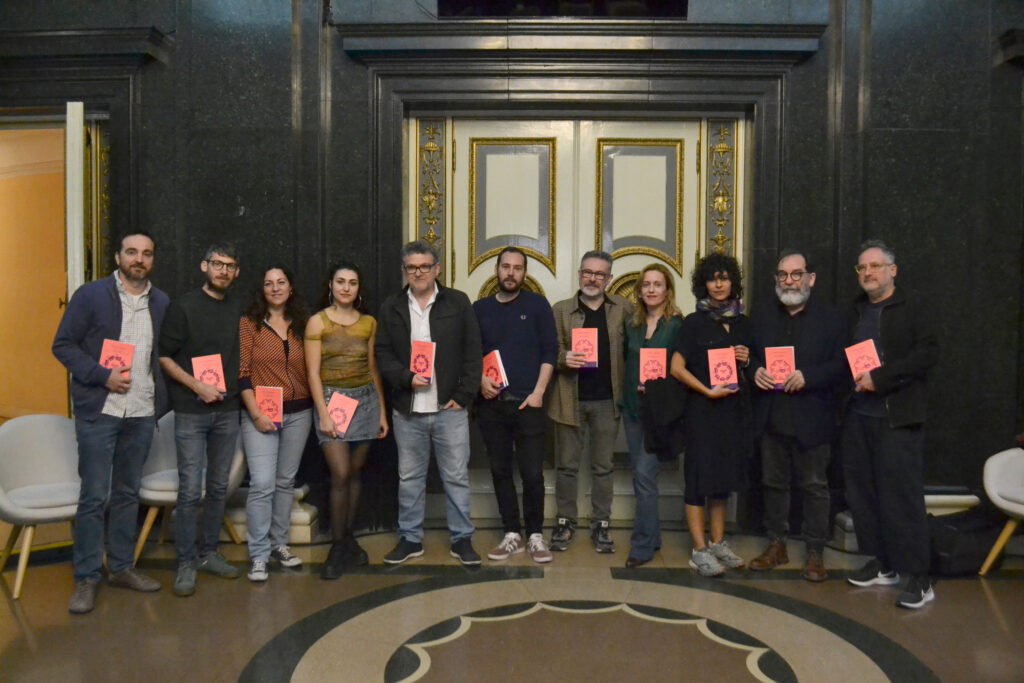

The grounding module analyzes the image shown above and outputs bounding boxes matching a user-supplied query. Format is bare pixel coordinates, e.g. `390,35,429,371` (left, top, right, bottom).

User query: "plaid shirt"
102,273,155,418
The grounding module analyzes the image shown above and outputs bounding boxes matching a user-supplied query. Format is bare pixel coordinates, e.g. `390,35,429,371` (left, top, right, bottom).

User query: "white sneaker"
271,545,303,568
248,559,269,582
487,532,524,561
527,533,553,564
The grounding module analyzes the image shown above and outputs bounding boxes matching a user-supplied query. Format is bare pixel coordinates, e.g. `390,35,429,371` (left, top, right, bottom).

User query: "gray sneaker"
591,521,615,554
198,551,240,579
708,540,745,569
108,568,161,592
689,547,726,577
550,518,575,551
68,577,100,614
174,563,197,597
487,532,524,561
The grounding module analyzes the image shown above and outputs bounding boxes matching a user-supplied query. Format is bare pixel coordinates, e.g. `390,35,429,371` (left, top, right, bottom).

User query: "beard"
205,270,233,293
119,261,150,283
776,283,810,307
499,277,522,294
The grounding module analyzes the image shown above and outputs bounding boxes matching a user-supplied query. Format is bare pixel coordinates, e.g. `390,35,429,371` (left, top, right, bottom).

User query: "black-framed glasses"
579,269,609,281
206,259,238,273
775,270,807,283
403,263,437,275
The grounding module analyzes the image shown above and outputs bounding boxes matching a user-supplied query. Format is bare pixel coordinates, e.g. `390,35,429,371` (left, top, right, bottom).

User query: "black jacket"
847,287,939,428
375,284,482,413
750,293,848,448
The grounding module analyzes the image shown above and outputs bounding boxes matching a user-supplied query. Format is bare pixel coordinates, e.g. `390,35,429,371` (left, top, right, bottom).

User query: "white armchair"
978,447,1024,576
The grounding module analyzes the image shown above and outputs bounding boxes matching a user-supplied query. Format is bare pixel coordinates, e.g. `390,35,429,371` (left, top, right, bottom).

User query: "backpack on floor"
927,504,1005,577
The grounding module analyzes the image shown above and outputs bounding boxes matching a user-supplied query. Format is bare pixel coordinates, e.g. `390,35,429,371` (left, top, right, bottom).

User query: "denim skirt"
317,382,381,443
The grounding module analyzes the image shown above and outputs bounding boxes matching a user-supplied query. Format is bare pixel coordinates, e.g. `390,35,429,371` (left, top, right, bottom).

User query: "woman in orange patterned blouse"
305,261,388,579
239,265,312,583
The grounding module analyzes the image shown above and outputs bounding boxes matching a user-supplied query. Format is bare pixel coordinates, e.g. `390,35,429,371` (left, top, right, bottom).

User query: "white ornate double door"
407,116,745,309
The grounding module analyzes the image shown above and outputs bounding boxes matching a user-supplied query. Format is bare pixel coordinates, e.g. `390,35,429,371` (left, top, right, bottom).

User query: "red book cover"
327,391,359,437
845,339,881,378
254,386,283,428
639,347,667,382
191,353,227,392
410,340,436,383
707,347,739,389
482,349,509,390
572,327,599,368
100,339,134,377
764,346,796,390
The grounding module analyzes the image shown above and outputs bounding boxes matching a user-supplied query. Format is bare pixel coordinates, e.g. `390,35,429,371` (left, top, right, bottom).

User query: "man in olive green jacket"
548,250,634,553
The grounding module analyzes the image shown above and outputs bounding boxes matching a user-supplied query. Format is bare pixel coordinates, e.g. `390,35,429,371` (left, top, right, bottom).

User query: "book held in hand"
572,328,598,368
100,339,134,377
707,347,738,389
482,349,509,390
327,391,359,438
192,353,227,392
764,346,795,390
410,340,436,384
254,386,283,428
844,339,881,378
639,347,667,382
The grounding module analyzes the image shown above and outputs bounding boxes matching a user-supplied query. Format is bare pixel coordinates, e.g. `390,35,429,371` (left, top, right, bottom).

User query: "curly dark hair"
691,253,744,300
243,264,309,338
319,261,369,313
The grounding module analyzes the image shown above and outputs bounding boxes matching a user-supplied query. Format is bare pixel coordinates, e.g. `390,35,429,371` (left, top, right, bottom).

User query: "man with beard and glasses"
549,250,634,553
159,243,243,596
749,249,847,582
472,247,558,563
54,232,169,614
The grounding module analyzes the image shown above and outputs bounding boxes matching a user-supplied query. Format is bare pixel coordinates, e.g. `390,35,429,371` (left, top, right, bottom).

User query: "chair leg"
13,526,36,600
158,507,170,545
979,518,1019,576
0,525,23,574
223,515,242,545
133,507,161,566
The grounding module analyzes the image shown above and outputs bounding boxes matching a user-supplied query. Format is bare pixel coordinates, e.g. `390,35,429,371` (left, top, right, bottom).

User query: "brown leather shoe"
749,538,788,571
802,549,828,582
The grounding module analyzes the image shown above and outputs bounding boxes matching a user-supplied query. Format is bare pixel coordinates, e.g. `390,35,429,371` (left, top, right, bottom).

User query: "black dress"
674,309,754,501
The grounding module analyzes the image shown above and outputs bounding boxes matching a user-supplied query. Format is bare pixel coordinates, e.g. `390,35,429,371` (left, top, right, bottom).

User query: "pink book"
191,353,227,392
100,339,134,377
410,340,436,384
482,349,509,390
254,386,283,428
764,346,796,390
639,347,667,382
707,347,739,389
845,339,881,378
327,391,359,438
572,328,599,368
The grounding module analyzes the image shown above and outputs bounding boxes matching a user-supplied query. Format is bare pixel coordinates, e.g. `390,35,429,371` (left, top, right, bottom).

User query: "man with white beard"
748,249,847,581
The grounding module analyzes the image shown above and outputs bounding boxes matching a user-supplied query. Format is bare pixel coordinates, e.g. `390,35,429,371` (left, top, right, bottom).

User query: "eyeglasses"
854,262,891,274
775,270,808,283
403,263,437,275
580,269,609,281
207,259,238,273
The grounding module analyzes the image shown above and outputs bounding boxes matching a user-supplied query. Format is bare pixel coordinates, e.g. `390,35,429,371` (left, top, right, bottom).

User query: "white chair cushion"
140,469,179,492
1002,487,1024,506
8,482,80,509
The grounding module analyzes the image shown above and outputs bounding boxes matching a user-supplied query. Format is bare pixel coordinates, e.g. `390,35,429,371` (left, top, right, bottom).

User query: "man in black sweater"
159,243,243,596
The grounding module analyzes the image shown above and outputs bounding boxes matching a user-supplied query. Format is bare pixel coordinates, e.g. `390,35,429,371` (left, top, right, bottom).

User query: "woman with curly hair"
238,265,312,582
670,253,753,577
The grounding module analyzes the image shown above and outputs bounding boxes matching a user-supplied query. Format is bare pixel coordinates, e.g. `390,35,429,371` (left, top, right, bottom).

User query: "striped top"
238,316,312,412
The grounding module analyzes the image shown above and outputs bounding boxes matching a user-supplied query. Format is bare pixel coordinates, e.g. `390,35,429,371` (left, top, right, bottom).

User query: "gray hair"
579,250,613,270
858,239,896,266
400,239,440,265
204,243,239,262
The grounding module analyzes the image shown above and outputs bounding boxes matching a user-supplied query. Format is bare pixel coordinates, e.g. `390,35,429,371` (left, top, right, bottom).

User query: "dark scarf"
696,297,744,322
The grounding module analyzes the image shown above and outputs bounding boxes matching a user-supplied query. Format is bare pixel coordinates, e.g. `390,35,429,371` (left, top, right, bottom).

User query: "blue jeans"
240,409,312,561
73,414,155,580
174,410,240,563
392,408,474,543
624,414,661,561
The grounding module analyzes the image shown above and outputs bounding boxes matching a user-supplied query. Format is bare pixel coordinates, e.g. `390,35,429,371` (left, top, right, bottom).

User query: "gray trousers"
554,399,619,525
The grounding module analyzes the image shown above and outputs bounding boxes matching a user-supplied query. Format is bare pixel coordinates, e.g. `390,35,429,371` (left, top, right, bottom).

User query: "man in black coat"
749,249,847,582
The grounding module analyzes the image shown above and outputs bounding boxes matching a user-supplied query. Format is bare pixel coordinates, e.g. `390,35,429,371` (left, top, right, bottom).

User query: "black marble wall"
2,0,1023,490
